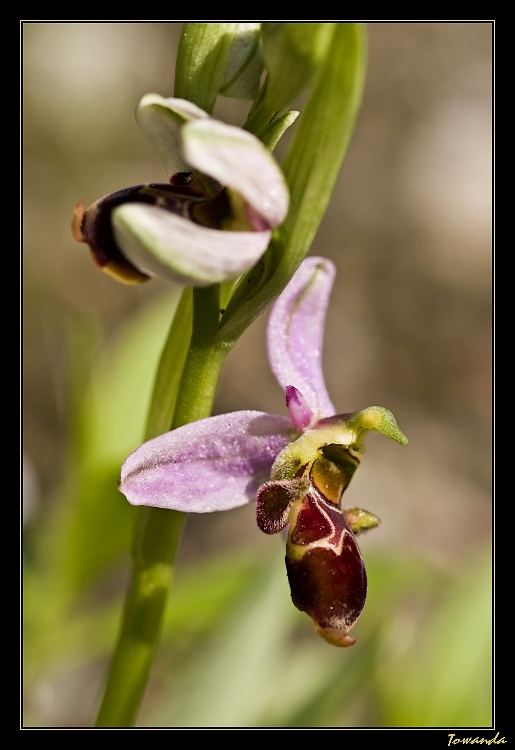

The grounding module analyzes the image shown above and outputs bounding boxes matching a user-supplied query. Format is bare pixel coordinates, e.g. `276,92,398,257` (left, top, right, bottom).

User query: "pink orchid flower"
120,256,408,646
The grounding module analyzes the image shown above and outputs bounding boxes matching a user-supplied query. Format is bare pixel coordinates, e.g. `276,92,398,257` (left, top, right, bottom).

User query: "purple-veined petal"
182,118,289,229
136,94,209,178
268,256,336,422
120,411,294,513
112,203,272,286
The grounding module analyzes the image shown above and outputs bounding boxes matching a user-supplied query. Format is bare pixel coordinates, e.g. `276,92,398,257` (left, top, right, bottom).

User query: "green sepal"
342,406,409,451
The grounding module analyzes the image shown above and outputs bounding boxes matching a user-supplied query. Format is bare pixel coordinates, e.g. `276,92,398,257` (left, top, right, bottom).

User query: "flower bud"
261,23,334,111
73,99,289,286
219,24,263,100
176,24,263,113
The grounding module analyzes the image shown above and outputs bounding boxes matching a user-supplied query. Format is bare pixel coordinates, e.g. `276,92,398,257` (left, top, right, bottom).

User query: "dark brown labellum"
286,484,367,647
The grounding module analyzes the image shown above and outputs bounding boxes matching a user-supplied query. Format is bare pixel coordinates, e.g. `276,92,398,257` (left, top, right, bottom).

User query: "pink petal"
267,257,336,423
120,411,294,513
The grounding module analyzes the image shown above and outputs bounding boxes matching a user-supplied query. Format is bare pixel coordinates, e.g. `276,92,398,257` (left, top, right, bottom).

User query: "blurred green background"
23,23,492,727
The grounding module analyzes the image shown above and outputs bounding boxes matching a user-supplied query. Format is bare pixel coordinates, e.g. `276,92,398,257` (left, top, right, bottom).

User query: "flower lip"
284,459,368,647
73,186,156,284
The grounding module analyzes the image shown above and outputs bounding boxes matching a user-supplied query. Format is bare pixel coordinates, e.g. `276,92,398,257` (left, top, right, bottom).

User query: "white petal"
182,118,289,228
112,203,272,286
136,94,209,177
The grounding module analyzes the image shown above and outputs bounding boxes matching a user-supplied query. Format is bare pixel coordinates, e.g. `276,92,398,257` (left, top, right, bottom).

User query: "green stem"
94,506,184,727
144,287,192,441
173,286,227,428
95,287,227,727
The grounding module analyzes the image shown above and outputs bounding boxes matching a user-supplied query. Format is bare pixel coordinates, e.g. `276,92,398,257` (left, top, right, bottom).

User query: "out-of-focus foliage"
23,23,492,727
24,295,491,727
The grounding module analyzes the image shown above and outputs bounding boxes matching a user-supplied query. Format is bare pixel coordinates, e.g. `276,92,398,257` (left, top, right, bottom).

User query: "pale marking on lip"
292,481,361,559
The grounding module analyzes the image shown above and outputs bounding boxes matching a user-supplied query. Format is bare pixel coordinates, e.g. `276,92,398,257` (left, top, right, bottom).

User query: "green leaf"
259,110,299,151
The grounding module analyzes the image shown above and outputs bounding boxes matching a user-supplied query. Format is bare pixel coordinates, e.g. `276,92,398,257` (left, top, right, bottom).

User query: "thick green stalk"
94,506,184,727
173,286,228,428
144,287,192,442
95,287,227,727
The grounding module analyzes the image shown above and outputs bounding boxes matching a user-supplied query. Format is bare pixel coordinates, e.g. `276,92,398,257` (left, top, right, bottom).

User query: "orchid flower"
72,95,289,286
119,257,408,646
